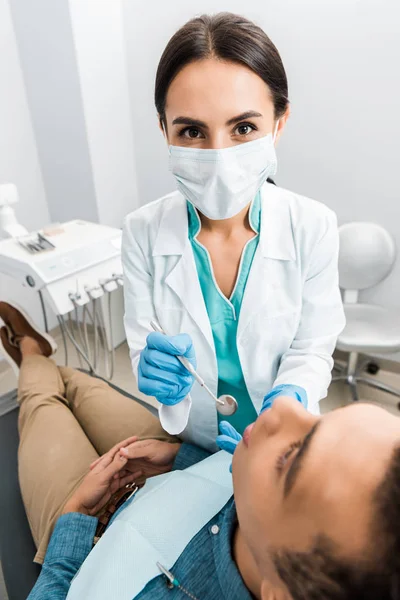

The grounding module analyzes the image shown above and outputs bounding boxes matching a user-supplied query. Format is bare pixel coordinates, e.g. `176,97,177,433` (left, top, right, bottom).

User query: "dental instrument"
150,321,238,416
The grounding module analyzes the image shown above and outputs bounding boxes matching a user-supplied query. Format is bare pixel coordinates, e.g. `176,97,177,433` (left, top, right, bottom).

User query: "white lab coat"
122,182,345,451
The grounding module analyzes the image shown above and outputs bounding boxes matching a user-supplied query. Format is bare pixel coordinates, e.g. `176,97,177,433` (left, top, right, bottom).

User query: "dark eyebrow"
171,116,208,128
226,111,263,126
171,111,263,129
284,422,321,498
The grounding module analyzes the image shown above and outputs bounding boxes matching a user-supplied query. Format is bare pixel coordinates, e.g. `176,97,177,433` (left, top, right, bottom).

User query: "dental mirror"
150,321,238,416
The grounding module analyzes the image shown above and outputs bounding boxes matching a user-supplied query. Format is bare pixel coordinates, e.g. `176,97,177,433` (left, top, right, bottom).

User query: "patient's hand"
119,439,181,481
89,438,181,484
63,437,138,516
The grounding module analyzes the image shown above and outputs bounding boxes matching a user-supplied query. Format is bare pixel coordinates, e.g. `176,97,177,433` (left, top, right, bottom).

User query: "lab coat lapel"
238,184,296,340
237,248,269,340
153,194,214,351
165,243,214,351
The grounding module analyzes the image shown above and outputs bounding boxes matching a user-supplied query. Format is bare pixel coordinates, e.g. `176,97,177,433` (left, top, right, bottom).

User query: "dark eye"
183,127,202,139
235,123,256,136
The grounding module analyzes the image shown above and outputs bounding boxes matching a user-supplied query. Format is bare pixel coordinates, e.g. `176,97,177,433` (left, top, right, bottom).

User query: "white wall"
9,0,100,224
122,0,400,314
9,0,139,230
0,0,51,334
0,0,49,231
69,0,139,228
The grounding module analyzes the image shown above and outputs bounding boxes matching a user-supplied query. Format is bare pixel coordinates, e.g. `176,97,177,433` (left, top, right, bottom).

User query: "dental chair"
0,374,158,600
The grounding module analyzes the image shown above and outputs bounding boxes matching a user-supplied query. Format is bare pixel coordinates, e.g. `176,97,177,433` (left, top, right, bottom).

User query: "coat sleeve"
121,217,192,434
272,211,345,413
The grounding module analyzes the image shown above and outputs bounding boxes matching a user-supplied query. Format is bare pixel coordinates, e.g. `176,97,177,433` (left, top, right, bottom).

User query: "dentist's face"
162,58,288,149
233,398,400,591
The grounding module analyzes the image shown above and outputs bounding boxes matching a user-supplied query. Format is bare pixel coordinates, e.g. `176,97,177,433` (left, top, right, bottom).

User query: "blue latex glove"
138,332,196,406
216,421,242,454
216,421,242,472
260,384,307,414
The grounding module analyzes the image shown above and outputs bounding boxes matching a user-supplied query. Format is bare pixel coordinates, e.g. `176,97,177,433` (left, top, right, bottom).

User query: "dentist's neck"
198,203,252,236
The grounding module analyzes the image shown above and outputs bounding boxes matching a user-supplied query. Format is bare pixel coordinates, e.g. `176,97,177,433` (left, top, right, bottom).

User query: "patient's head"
232,398,400,599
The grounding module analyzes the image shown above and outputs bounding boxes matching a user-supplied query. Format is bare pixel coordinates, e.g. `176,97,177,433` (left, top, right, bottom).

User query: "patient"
1,303,400,599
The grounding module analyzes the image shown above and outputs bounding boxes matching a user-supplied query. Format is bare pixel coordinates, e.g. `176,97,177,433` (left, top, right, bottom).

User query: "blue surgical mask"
168,125,278,220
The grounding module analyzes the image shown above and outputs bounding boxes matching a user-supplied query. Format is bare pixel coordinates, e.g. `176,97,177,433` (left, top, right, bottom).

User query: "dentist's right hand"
138,332,196,405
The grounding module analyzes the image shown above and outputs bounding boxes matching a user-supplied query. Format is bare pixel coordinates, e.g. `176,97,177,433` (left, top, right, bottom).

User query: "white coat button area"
210,524,220,535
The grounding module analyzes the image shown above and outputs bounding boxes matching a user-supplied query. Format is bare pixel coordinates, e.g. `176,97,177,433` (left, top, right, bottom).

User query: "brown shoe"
0,327,22,371
0,302,57,374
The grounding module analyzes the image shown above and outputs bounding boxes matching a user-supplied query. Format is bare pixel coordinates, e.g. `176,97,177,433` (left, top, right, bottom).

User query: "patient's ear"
261,579,291,600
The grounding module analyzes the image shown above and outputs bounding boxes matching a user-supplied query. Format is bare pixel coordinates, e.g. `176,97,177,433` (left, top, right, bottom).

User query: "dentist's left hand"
216,421,242,473
216,421,242,455
138,332,196,405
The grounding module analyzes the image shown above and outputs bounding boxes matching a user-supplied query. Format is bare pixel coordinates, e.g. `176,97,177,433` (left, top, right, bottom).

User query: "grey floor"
1,331,400,600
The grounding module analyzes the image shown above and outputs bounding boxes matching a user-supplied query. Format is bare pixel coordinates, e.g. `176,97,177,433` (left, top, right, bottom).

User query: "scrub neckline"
187,194,261,307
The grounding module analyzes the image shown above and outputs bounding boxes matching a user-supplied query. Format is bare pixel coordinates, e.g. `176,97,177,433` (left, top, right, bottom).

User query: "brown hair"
155,12,289,126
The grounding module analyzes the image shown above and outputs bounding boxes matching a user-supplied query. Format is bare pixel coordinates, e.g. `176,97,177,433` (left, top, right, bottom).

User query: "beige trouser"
17,355,177,564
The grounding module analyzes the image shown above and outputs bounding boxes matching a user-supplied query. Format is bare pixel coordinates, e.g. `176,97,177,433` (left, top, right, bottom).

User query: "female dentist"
122,12,345,451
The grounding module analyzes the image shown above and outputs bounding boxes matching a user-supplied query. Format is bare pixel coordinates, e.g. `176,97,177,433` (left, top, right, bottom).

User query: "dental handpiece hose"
149,320,225,406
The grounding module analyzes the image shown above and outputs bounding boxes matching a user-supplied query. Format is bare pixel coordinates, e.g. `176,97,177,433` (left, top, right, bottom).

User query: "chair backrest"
338,222,396,294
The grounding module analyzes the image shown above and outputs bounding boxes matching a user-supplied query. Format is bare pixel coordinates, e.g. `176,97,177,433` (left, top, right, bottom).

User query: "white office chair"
333,222,400,402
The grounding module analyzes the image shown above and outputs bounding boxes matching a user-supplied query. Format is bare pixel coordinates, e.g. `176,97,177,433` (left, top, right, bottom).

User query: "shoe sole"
0,303,58,376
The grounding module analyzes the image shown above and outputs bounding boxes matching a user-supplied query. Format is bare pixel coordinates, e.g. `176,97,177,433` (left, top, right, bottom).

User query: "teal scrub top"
187,195,261,434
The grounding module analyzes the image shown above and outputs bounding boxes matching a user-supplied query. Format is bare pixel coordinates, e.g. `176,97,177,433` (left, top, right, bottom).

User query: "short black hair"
273,446,400,599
